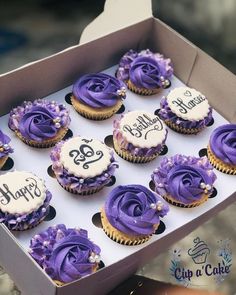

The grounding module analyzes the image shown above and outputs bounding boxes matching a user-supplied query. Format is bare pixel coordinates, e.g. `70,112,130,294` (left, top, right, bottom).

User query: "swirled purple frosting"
209,124,236,165
72,73,126,109
152,155,217,204
8,99,71,142
105,184,169,236
116,49,173,89
29,224,101,283
159,97,213,129
50,139,119,192
0,190,52,231
0,129,13,158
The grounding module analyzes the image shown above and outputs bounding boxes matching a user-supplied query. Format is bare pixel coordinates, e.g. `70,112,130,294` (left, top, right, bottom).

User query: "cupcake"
207,124,236,174
29,224,101,285
159,87,213,134
8,99,71,148
0,129,14,169
50,136,119,195
113,110,168,163
0,171,52,230
151,155,217,208
116,49,173,95
187,237,210,264
101,184,169,245
71,73,126,120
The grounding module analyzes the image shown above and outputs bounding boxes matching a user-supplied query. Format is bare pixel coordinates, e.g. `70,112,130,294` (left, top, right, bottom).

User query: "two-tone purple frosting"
209,124,236,166
0,130,14,158
116,49,173,89
152,155,217,205
0,190,52,231
159,97,213,129
72,73,126,108
50,139,119,191
29,224,101,283
104,184,169,236
8,99,71,142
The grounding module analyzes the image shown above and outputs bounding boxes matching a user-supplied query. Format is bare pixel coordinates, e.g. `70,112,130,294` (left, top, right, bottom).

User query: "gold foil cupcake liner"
164,120,204,135
113,138,160,163
0,156,8,169
71,95,123,120
15,127,68,148
101,208,151,245
207,145,236,175
163,194,208,208
57,179,104,195
127,80,160,96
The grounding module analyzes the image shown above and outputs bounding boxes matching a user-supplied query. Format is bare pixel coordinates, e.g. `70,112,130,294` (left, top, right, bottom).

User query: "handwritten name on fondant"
0,177,41,205
171,93,206,114
123,114,163,139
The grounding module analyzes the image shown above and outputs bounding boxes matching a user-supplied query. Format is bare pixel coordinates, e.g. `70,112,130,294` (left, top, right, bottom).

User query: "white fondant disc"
60,137,111,178
166,87,209,121
119,111,167,148
0,171,46,215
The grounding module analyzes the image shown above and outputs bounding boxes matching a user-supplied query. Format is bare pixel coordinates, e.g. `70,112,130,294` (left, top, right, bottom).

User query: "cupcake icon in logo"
188,237,210,264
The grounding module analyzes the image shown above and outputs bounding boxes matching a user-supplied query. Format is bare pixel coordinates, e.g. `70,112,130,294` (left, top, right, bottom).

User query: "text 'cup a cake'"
29,224,101,285
8,99,71,148
71,73,126,120
159,86,213,134
151,154,217,208
113,110,168,163
116,49,173,95
0,171,52,230
0,129,14,169
51,136,119,195
207,123,236,174
101,184,169,245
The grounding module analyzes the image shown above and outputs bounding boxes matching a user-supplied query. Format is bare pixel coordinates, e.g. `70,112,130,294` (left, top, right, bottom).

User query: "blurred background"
0,0,235,294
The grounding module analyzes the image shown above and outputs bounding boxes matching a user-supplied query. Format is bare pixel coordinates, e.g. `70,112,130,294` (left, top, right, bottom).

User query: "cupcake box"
0,1,236,295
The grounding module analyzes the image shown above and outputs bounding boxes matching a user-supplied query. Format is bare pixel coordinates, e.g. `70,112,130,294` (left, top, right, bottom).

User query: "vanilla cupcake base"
163,194,209,208
207,145,236,175
0,156,8,169
101,208,153,245
164,120,204,135
127,80,160,96
71,95,123,120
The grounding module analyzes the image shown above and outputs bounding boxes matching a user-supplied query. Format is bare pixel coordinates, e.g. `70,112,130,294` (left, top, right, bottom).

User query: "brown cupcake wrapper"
207,145,236,175
15,127,69,148
0,156,8,169
113,138,160,163
71,96,123,120
164,120,204,135
101,208,151,245
127,80,160,96
12,216,46,231
57,178,104,195
163,194,208,208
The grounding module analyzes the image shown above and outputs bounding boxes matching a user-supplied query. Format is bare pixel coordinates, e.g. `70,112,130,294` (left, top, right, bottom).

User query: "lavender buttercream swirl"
152,155,217,204
105,185,169,236
0,129,14,158
72,73,126,109
29,224,101,283
209,124,236,165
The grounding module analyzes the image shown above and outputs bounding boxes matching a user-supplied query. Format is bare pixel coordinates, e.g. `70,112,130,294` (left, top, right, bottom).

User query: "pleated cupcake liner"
10,215,48,231
164,120,204,135
163,194,208,208
0,155,8,169
207,145,236,175
127,80,160,96
57,179,105,195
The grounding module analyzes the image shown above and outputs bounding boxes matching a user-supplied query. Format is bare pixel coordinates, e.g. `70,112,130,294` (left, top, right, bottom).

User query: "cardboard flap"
80,0,152,44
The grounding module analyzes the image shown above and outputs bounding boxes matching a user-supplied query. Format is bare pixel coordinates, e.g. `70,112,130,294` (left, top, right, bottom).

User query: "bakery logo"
122,114,163,140
171,90,206,114
169,237,232,287
69,139,104,170
0,177,41,205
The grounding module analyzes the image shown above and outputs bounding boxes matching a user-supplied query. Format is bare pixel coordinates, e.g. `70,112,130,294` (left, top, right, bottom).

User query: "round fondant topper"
60,137,111,178
120,111,166,148
0,171,46,214
166,87,209,121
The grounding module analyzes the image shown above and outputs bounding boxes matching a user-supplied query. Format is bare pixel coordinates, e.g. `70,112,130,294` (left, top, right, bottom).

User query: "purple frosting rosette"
104,184,169,236
72,73,126,108
0,129,13,158
116,49,173,89
209,124,236,166
152,155,217,205
29,224,101,283
8,99,70,142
